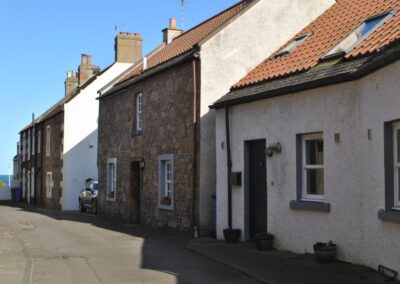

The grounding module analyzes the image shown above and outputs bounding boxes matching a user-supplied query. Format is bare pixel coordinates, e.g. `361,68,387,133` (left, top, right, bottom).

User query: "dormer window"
324,10,395,59
275,33,312,58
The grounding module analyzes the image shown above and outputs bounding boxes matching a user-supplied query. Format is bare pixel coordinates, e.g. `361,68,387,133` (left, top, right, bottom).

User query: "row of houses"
16,0,400,275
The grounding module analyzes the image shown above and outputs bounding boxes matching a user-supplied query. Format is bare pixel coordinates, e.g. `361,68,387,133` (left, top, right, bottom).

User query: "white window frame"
46,172,53,199
394,122,400,208
37,130,41,154
302,133,325,201
136,93,143,132
158,154,174,210
46,126,51,157
106,158,117,201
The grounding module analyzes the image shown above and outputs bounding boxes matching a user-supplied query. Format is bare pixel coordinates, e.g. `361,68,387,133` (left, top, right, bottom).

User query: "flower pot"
313,242,337,263
223,228,241,243
255,234,274,251
161,197,171,206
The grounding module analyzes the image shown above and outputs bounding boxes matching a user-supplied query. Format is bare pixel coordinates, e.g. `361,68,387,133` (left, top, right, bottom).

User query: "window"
32,128,35,156
325,11,395,58
106,158,117,201
302,133,324,200
46,172,53,199
27,129,31,160
136,93,143,132
394,122,400,208
37,130,41,154
158,154,174,210
22,133,26,161
46,126,51,157
276,33,311,58
31,167,35,198
22,168,26,198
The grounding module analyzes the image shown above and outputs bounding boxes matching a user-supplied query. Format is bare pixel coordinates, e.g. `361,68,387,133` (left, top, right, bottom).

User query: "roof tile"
118,0,255,83
233,0,400,89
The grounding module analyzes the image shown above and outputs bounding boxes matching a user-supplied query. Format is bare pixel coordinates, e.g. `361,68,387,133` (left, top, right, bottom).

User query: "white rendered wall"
62,63,132,210
199,0,335,234
215,61,400,273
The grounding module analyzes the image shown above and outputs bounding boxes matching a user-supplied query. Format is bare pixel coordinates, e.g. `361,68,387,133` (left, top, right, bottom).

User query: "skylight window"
275,33,311,58
324,10,395,58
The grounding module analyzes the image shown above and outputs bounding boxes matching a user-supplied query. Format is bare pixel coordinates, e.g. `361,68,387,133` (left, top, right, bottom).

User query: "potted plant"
313,240,337,262
254,232,274,251
223,228,241,243
161,196,171,206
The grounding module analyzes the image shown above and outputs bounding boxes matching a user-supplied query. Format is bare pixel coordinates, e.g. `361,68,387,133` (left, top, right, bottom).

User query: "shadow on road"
0,201,254,284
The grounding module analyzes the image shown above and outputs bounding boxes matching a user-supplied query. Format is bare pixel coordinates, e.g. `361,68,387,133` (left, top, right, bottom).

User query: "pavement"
0,202,260,284
187,238,397,284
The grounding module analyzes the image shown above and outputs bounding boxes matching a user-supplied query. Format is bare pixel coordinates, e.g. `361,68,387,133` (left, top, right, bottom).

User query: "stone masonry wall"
98,60,199,231
40,112,64,210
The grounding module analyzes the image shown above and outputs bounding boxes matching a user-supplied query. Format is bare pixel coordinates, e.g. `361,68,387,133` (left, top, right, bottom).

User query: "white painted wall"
215,61,400,273
199,0,335,234
62,63,132,211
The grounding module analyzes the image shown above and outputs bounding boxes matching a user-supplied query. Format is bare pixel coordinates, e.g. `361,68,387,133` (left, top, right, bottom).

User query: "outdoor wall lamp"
266,142,282,157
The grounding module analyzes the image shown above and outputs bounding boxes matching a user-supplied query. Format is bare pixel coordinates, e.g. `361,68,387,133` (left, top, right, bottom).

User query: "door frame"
244,139,267,241
129,157,143,223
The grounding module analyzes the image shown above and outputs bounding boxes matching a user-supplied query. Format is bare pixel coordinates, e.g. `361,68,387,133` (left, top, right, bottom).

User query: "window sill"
290,200,331,212
378,209,400,224
106,196,116,202
132,130,143,137
158,204,174,211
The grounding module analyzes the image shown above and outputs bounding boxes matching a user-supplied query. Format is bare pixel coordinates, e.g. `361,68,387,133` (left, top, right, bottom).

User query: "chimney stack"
65,70,78,97
162,18,183,44
115,32,143,63
78,54,100,85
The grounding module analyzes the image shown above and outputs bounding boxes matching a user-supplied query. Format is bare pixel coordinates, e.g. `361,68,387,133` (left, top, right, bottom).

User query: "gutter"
224,104,233,229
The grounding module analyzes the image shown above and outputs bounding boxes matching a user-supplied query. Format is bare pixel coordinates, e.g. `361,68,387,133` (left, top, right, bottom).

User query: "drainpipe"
191,52,199,235
224,104,232,229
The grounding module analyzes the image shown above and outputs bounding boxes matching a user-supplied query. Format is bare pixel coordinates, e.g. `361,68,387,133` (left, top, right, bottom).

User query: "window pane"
360,15,387,37
397,130,400,163
306,139,324,165
398,168,400,202
306,169,324,195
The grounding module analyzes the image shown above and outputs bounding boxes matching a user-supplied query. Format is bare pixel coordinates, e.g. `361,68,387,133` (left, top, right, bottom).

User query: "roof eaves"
211,41,400,109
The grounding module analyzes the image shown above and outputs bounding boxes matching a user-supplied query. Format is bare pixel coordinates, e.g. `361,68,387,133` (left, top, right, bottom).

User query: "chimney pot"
134,32,140,36
170,18,177,29
119,31,124,35
126,32,132,36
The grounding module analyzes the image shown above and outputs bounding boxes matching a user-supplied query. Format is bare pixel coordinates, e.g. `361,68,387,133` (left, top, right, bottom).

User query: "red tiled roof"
118,0,256,83
233,0,400,89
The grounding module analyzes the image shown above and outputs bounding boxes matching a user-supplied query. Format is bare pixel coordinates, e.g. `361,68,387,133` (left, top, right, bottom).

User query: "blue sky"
0,0,238,174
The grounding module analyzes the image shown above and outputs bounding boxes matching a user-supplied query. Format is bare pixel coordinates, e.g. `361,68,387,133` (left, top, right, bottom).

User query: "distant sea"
0,175,13,189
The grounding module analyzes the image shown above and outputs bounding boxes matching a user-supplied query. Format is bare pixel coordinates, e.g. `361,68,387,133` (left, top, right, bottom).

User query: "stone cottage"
19,33,140,210
212,0,400,274
97,0,334,233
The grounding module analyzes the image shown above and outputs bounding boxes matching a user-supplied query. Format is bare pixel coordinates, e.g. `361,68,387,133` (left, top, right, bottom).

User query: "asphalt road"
0,203,260,284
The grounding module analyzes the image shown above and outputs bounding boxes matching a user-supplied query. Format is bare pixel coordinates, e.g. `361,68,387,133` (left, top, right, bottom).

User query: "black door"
249,140,267,239
129,161,141,223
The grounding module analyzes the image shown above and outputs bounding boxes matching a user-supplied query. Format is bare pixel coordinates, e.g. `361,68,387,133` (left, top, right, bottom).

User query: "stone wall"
39,112,64,210
98,60,199,231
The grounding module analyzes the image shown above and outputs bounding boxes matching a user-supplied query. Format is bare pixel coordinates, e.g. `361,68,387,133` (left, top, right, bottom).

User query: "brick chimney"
115,32,143,63
65,71,78,97
78,54,100,85
162,18,183,44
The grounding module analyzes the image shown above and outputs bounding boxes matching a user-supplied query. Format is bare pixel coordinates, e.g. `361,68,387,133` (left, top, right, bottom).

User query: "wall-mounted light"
266,142,282,157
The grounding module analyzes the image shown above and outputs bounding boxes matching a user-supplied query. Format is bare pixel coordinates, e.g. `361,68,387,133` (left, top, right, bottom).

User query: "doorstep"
186,238,394,284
